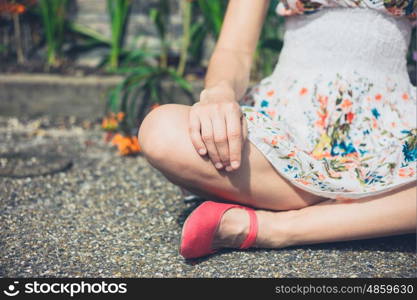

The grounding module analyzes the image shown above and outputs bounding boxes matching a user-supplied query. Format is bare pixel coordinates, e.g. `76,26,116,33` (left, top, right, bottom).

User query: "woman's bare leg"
138,103,326,211
214,182,416,249
138,103,416,250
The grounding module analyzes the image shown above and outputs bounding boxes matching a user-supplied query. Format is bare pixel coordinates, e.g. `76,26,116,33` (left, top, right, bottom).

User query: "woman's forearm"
203,48,253,102
200,0,269,102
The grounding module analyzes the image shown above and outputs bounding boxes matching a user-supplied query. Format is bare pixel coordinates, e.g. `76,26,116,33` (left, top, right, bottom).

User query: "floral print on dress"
239,70,417,199
276,0,417,19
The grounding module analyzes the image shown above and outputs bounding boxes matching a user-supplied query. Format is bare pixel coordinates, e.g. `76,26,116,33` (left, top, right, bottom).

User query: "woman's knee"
138,103,189,166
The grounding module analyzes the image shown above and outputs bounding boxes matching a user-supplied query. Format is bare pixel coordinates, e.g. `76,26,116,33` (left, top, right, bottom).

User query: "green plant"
187,0,226,67
38,0,67,66
107,0,131,70
177,0,192,76
67,1,191,136
186,0,283,79
106,1,194,136
0,1,37,64
11,1,24,64
149,0,170,68
196,0,225,38
107,65,193,136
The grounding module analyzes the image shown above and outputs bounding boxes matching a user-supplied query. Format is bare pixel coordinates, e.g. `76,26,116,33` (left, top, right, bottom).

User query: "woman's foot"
180,201,259,258
211,208,250,249
212,207,294,250
179,200,297,258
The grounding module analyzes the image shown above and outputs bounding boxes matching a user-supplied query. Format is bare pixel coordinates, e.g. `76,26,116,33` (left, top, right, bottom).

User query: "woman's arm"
204,0,270,100
189,0,270,172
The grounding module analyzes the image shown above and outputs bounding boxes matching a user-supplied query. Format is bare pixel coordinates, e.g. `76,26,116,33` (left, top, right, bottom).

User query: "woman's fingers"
189,108,207,156
211,112,230,168
200,114,223,170
189,99,245,172
225,106,243,170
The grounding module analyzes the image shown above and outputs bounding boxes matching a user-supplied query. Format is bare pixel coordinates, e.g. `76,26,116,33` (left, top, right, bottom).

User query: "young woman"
138,0,417,259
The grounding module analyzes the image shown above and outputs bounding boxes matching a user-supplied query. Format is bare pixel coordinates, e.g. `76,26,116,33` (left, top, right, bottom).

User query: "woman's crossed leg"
138,103,417,250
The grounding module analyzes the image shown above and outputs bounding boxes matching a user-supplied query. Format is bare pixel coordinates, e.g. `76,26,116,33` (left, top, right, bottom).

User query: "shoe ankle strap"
239,207,258,249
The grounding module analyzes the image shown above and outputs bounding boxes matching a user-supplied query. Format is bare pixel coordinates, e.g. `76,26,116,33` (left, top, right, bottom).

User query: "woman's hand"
189,83,248,172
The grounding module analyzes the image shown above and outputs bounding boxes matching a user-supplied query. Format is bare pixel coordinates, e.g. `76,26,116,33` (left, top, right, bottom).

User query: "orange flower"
315,120,324,129
299,87,308,96
267,109,276,118
117,112,125,122
317,94,328,107
111,133,141,155
101,117,118,131
295,178,310,185
111,133,124,145
345,151,359,158
341,99,352,109
102,112,125,130
315,110,328,128
311,151,331,160
374,93,382,101
402,93,409,101
346,111,355,123
15,3,25,13
399,167,415,178
0,2,26,15
266,90,275,97
317,173,325,181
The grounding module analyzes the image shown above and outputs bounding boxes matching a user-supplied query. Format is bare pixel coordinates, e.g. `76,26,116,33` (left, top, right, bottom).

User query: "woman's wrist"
200,80,238,103
204,79,234,92
202,48,252,102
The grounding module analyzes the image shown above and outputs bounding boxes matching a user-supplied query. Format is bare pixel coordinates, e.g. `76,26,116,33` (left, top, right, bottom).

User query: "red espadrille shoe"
179,200,258,259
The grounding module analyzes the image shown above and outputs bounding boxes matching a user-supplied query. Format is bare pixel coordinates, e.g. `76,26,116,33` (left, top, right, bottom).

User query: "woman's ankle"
256,209,299,249
213,208,249,249
213,206,301,250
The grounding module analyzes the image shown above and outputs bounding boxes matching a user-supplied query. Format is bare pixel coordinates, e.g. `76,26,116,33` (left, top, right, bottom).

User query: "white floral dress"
239,2,417,199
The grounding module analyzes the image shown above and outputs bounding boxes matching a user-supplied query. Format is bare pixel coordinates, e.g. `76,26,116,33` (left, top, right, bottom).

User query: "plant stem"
177,0,191,76
109,0,119,69
160,42,168,68
13,13,25,64
39,0,68,67
108,0,131,70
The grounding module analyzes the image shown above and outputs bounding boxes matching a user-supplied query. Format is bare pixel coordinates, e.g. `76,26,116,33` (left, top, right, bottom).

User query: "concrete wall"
0,74,203,119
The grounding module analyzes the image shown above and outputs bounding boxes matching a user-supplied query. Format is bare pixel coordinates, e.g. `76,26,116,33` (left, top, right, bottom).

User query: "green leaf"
336,97,342,105
69,22,111,45
260,38,283,51
166,69,192,92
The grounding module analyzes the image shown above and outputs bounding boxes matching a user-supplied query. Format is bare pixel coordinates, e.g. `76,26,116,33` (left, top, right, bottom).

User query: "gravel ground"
0,116,415,278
